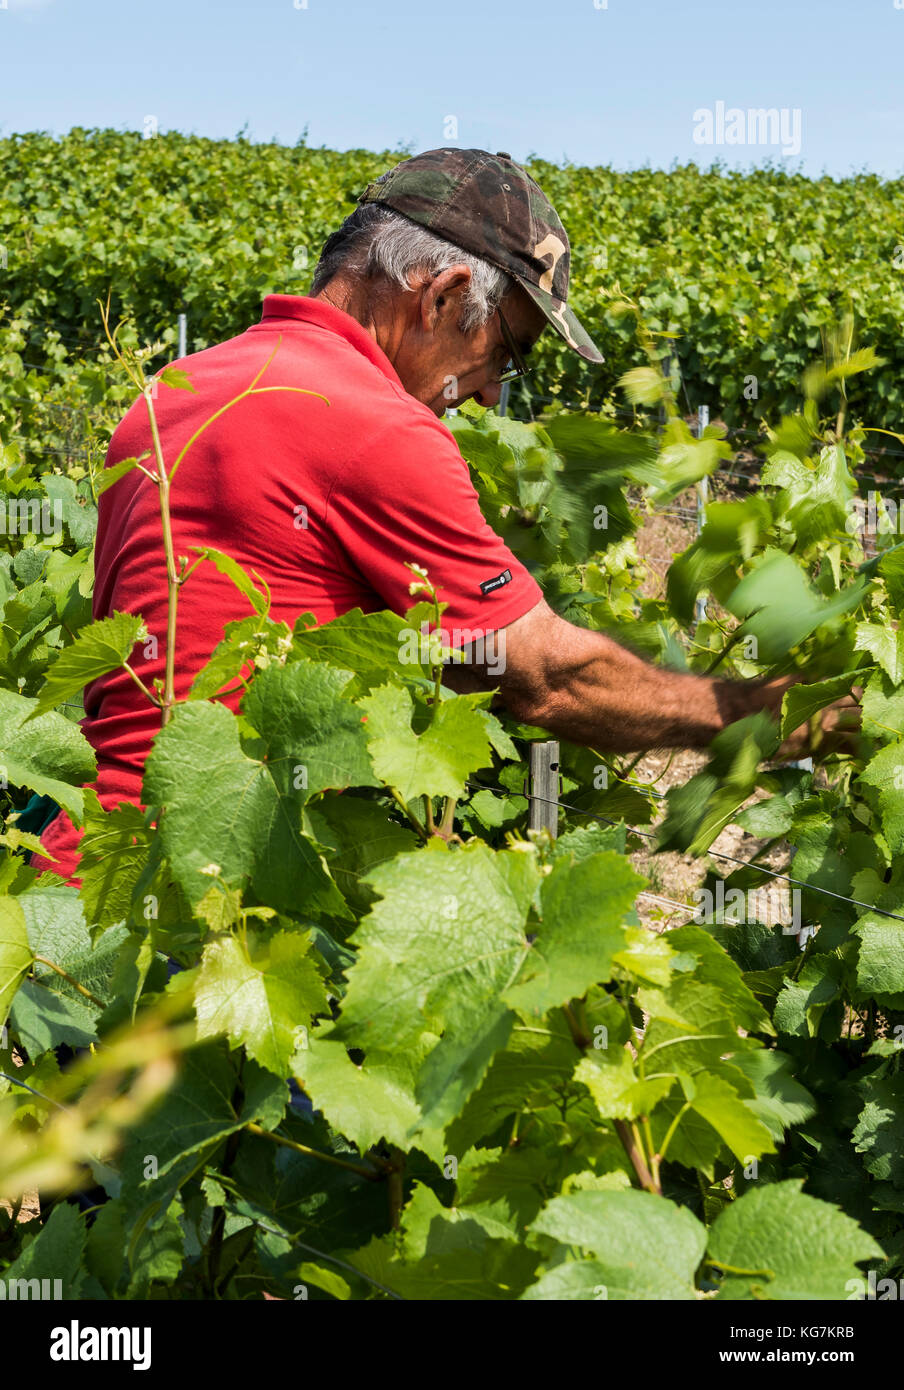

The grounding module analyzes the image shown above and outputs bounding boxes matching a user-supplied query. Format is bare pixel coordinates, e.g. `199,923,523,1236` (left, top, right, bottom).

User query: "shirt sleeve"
324,405,543,636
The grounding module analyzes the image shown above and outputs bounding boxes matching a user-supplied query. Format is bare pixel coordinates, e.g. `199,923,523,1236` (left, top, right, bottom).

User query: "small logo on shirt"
479,568,512,596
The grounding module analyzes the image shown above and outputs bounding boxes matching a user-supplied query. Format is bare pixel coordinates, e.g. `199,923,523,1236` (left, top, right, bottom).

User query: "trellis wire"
464,777,904,925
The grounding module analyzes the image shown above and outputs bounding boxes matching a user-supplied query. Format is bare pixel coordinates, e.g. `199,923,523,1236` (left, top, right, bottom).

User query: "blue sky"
2,0,903,177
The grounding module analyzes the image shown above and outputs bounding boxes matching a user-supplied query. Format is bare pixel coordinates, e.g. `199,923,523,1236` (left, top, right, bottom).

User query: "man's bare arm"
454,599,791,753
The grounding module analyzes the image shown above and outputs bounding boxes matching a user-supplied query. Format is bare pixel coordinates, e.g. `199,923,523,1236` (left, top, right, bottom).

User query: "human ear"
423,265,472,331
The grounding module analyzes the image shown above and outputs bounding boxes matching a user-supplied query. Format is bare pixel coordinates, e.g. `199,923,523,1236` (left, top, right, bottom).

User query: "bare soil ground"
626,487,795,932
0,1048,40,1223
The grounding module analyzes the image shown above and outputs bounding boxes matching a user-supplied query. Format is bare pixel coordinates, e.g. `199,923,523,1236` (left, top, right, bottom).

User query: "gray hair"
309,202,512,332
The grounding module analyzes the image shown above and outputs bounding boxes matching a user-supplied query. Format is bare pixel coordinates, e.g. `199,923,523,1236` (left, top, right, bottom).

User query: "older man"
33,147,819,880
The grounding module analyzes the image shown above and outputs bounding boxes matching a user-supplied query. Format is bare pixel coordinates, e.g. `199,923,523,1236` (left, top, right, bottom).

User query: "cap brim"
517,278,604,365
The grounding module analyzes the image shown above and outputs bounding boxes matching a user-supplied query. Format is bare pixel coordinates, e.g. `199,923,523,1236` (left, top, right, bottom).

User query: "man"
32,147,841,881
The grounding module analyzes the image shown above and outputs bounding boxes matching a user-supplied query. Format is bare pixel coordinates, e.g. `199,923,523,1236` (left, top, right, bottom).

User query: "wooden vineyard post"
528,740,560,838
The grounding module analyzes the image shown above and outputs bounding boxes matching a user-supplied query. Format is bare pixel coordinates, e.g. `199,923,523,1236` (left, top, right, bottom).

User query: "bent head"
309,203,547,417
309,149,602,415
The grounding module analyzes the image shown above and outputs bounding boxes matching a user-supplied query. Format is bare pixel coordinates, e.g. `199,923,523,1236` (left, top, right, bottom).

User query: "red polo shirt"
32,295,542,882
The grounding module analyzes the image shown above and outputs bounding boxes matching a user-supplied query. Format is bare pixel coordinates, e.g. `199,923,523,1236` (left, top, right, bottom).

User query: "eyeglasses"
495,306,532,384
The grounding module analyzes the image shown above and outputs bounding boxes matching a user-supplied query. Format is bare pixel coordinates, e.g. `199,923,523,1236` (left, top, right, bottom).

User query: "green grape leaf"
192,546,268,615
706,1179,883,1299
575,1050,675,1121
649,427,731,508
10,979,99,1053
658,713,779,855
726,1050,817,1141
0,896,33,1023
84,1199,128,1296
859,742,904,853
521,1260,616,1301
726,550,867,663
305,793,417,914
853,911,904,998
95,455,150,498
3,1201,86,1299
683,1072,775,1163
736,795,794,837
503,851,643,1016
665,924,773,1033
353,1182,537,1301
552,823,628,860
0,688,96,824
773,954,845,1037
359,683,492,800
119,1043,275,1220
159,365,196,392
862,670,904,741
526,1188,706,1300
853,1074,904,1185
126,1202,185,1298
854,623,904,685
194,930,329,1077
41,473,97,548
446,1016,581,1154
878,544,904,613
334,842,539,1120
291,608,428,695
780,669,861,741
667,498,773,625
77,799,153,933
143,698,350,918
296,1263,351,1301
9,884,128,1052
294,1030,426,1154
188,614,288,701
337,842,537,1051
242,659,378,797
27,611,145,721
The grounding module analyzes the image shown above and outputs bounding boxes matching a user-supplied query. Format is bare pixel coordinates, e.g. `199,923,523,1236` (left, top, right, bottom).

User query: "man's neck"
314,276,384,349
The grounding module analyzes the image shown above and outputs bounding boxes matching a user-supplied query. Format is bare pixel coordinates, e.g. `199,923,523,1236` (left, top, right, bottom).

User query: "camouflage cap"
357,147,604,364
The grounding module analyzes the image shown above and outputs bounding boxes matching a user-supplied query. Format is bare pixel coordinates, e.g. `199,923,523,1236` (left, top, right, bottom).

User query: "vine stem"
143,389,179,726
435,797,457,840
207,1069,245,1296
563,999,661,1192
641,1115,661,1189
613,1118,660,1195
707,1258,775,1278
122,660,161,708
657,1101,691,1165
563,1002,592,1050
389,788,429,842
245,1122,384,1181
33,956,105,1009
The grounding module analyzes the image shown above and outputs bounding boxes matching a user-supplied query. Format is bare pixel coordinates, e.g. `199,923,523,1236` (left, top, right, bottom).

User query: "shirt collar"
257,294,403,388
